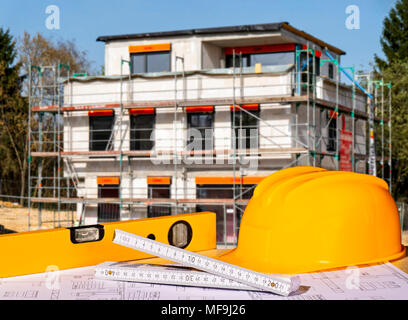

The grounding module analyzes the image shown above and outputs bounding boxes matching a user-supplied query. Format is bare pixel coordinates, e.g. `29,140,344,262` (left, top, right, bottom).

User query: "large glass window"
231,108,259,151
130,114,155,151
130,51,170,74
187,112,214,151
98,184,120,222
251,52,295,66
148,184,171,217
226,51,295,68
89,114,114,151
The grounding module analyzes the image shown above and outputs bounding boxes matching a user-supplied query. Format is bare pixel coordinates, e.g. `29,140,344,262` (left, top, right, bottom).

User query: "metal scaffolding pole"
119,59,131,218
232,50,237,245
306,43,311,166
174,56,184,215
56,64,61,227
38,84,43,228
312,45,317,167
388,82,392,193
368,72,377,176
27,66,33,231
351,68,356,172
381,78,385,180
336,58,340,171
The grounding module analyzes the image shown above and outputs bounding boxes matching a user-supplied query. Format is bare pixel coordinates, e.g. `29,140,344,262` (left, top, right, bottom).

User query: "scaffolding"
26,47,392,245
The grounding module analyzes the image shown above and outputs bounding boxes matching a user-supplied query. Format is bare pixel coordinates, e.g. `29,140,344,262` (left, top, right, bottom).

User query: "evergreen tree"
0,28,27,200
375,0,408,71
375,0,408,202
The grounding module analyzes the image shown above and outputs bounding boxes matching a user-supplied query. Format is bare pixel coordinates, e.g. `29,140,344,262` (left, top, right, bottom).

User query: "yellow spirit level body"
0,212,216,278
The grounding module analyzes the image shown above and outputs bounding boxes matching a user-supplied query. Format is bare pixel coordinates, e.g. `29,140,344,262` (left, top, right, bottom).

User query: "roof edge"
96,22,287,42
96,22,346,56
281,23,346,56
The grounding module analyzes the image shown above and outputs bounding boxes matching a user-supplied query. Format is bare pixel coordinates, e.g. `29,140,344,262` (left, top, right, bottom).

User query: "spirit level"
0,212,216,278
111,229,301,296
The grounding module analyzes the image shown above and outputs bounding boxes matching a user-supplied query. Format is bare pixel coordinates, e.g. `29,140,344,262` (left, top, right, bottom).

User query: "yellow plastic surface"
217,167,406,274
0,212,216,278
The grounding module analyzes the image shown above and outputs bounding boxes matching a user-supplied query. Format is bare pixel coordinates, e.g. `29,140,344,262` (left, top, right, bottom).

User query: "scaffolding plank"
31,96,308,112
31,96,385,122
30,147,308,158
29,197,249,205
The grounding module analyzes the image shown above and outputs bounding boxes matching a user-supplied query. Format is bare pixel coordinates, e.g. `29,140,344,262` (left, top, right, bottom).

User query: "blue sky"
0,0,396,74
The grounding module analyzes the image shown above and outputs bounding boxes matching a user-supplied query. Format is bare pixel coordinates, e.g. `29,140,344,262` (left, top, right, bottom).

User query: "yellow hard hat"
217,167,406,274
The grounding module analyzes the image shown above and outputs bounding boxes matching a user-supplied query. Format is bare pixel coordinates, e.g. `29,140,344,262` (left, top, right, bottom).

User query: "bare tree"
0,31,91,204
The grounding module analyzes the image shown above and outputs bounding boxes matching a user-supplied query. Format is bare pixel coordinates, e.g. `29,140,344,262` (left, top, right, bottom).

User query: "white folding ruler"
96,229,301,296
95,262,270,292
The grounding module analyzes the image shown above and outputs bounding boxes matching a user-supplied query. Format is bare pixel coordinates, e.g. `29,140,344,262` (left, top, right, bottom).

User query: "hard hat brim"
215,245,407,275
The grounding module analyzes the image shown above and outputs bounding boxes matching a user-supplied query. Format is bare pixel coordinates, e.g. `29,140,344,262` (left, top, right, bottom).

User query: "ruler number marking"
112,229,296,296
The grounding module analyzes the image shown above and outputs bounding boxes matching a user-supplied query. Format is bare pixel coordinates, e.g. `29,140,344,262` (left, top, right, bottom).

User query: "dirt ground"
0,200,78,233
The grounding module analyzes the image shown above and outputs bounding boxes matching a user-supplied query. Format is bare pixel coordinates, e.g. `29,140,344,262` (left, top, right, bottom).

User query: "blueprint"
0,263,407,300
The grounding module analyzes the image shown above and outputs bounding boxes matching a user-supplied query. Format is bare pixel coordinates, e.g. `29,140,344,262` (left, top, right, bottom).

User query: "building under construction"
27,22,392,245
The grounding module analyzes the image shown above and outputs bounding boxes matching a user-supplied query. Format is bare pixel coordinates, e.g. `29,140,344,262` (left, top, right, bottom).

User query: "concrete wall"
316,78,367,113
105,36,203,76
202,42,223,69
66,70,294,107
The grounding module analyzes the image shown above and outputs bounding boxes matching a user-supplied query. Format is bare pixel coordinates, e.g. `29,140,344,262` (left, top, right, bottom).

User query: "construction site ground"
0,200,77,233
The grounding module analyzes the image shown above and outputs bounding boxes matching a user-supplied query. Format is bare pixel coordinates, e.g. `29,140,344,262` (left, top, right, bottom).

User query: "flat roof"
96,22,346,55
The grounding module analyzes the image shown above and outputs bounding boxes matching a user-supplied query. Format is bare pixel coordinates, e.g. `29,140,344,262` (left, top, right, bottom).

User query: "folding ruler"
95,229,301,297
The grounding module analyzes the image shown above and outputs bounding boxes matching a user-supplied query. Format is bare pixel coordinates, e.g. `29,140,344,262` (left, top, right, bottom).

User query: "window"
97,180,120,222
226,54,250,68
147,177,171,218
130,109,155,151
89,111,114,151
298,52,321,95
328,63,334,80
225,44,296,68
196,183,256,244
196,184,234,244
299,52,321,76
235,184,256,236
226,51,295,68
231,105,259,151
327,111,337,152
251,52,295,66
187,109,214,151
130,51,170,74
148,184,171,217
